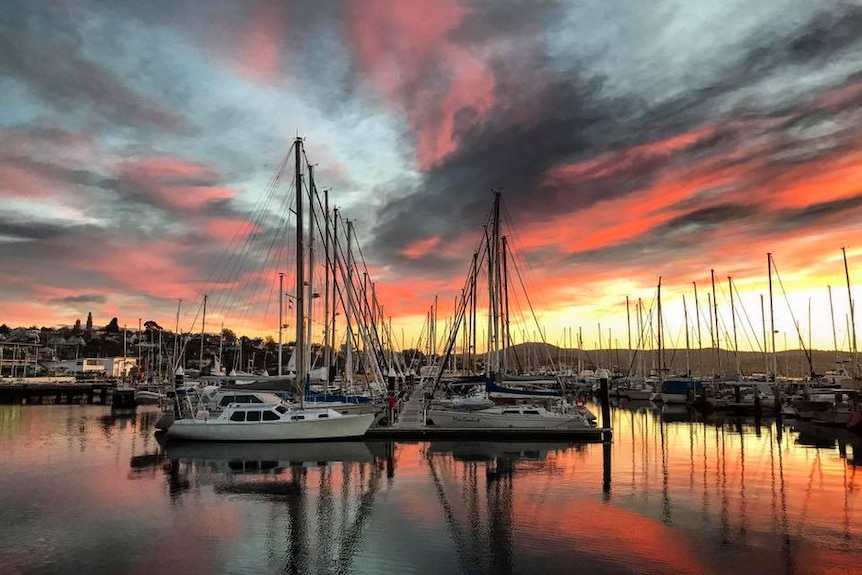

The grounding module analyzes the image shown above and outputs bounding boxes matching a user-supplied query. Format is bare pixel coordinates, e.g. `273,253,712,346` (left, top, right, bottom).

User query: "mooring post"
598,368,612,441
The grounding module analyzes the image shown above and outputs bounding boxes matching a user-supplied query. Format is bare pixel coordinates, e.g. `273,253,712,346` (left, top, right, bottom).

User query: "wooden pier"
0,380,117,405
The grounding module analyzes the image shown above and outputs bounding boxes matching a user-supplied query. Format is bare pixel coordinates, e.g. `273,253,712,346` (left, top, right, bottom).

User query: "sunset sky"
2,0,862,357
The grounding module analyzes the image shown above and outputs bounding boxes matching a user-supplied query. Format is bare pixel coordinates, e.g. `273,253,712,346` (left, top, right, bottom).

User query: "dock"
0,379,117,405
365,381,608,442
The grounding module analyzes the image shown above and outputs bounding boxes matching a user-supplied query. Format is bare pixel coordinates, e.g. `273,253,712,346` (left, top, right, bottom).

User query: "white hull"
134,390,164,404
426,407,594,430
166,411,374,441
622,389,654,401
661,393,690,404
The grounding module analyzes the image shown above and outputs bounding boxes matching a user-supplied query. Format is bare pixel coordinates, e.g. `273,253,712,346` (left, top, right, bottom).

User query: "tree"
105,318,120,333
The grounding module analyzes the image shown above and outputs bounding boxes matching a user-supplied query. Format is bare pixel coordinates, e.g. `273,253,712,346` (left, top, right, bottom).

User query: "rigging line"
191,165,289,342
199,146,294,324
222,167,296,333
500,200,552,315
772,258,814,372
731,280,767,355
508,251,557,371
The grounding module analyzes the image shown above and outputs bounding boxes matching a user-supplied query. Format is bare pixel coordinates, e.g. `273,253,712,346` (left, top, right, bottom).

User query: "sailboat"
425,191,593,430
166,138,374,442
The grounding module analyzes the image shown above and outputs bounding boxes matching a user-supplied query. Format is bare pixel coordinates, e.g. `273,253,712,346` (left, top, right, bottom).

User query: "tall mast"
729,276,740,378
828,286,838,363
485,225,494,378
842,246,858,372
683,294,690,377
323,189,331,379
278,272,284,376
471,251,478,373
693,282,702,377
626,296,632,374
345,219,354,387
199,296,207,373
710,269,721,377
768,253,777,380
502,235,511,374
492,191,502,375
657,277,663,385
306,164,316,379
331,208,339,377
760,294,769,380
173,298,181,372
294,137,305,406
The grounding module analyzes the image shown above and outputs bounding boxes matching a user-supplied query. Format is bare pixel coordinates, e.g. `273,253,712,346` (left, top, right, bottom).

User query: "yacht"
425,404,596,430
165,401,375,441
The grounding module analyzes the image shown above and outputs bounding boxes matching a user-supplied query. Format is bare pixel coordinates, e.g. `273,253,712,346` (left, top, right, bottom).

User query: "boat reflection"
159,439,375,473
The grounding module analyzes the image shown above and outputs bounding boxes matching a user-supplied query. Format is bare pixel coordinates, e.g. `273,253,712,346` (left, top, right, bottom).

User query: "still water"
0,403,859,575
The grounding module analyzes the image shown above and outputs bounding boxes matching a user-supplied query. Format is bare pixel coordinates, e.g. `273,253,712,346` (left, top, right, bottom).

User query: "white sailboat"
166,138,374,442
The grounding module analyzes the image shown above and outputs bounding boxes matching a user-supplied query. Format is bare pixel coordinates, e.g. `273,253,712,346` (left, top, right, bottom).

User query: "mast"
491,191,502,376
729,276,740,378
502,235,511,375
173,298,181,372
657,277,663,386
331,208,339,379
471,251,478,373
345,219,354,387
693,282,702,377
683,294,690,377
485,225,494,379
294,137,305,406
768,253,777,381
278,272,284,376
626,296,632,375
306,165,316,379
760,294,769,380
199,296,206,373
828,286,838,363
842,246,858,372
710,269,721,377
323,189,331,380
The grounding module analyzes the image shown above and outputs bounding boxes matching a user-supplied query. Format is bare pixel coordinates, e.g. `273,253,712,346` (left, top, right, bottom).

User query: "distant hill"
488,341,857,379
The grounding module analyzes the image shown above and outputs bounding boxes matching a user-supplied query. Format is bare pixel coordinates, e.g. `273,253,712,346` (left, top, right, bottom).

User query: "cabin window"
291,415,305,421
523,410,540,415
246,411,261,422
249,396,262,403
262,411,280,421
318,413,329,419
229,411,245,422
220,396,235,407
503,410,519,415
275,405,288,415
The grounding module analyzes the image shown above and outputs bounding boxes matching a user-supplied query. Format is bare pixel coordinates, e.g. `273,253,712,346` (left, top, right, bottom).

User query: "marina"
1,402,859,575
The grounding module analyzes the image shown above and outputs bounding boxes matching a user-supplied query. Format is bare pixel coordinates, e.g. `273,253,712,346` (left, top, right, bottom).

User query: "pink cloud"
350,0,496,168
400,235,441,259
119,156,237,212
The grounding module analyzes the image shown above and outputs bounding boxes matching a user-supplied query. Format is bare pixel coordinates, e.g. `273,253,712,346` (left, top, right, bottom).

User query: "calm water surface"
0,402,859,575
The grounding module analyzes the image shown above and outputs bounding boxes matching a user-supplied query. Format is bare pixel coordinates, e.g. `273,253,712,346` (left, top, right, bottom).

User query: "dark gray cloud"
0,21,186,132
49,294,107,305
367,0,862,279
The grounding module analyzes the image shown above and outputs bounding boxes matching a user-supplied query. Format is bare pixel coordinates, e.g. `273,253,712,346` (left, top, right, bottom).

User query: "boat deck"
364,382,608,442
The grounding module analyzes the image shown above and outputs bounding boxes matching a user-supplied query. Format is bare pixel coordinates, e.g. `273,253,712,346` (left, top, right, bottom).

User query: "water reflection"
155,437,386,574
1,404,860,575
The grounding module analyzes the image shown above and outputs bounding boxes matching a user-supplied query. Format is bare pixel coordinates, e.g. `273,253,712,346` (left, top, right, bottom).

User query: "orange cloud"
400,235,441,259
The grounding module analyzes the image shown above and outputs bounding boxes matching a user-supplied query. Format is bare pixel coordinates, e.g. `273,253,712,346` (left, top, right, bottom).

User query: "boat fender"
196,410,209,421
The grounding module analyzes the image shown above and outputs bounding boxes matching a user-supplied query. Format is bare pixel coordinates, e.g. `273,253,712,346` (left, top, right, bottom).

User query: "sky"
2,0,862,356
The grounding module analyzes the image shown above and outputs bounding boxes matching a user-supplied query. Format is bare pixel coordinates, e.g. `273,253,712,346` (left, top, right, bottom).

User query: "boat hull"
426,409,592,430
165,412,375,441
